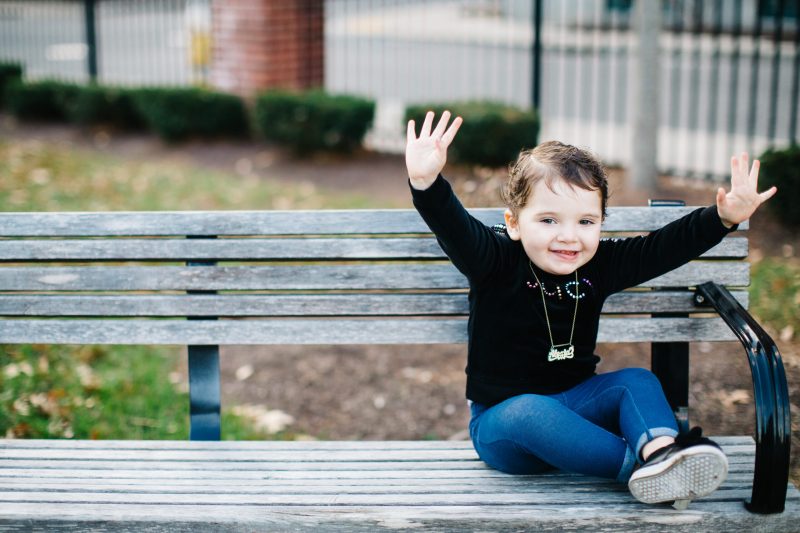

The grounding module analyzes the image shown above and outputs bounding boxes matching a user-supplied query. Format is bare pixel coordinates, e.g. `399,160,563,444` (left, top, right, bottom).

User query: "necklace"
529,262,579,362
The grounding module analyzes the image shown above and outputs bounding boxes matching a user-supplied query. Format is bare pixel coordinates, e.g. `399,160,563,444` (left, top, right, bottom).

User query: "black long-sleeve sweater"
411,175,736,407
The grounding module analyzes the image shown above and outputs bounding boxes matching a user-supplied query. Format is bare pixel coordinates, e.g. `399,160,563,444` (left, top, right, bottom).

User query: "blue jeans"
468,368,678,483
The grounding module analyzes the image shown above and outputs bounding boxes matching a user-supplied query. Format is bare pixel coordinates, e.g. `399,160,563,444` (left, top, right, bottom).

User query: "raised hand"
716,152,777,228
405,110,462,190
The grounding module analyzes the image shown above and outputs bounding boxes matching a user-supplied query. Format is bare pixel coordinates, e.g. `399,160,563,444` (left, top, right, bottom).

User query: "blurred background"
1,0,798,178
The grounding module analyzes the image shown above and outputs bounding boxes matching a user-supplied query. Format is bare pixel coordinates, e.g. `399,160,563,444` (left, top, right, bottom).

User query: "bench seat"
1,437,798,531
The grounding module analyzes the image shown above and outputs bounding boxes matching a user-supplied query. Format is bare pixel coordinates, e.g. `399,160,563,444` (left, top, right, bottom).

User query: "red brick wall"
210,0,323,97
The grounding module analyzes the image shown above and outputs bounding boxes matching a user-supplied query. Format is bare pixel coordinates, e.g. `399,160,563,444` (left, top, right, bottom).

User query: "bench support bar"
651,339,690,433
188,345,221,440
187,236,221,441
695,281,791,514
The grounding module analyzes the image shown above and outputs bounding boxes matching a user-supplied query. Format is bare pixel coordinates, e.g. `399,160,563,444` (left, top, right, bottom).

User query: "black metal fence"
1,0,798,180
0,0,210,86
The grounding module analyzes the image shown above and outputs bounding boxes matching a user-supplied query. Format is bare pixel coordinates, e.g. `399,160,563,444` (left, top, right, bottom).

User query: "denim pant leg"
561,367,679,463
469,393,637,482
469,368,678,483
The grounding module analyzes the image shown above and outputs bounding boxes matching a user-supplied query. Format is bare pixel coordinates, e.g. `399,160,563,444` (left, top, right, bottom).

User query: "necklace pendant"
548,344,575,362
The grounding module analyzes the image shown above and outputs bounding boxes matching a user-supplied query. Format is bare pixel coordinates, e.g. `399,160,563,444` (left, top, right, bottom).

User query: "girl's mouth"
552,250,579,260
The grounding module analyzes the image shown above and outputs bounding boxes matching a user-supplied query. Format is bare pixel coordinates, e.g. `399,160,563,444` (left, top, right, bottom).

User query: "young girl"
406,111,777,507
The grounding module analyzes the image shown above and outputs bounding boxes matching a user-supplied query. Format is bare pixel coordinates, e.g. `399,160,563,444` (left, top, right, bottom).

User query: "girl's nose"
557,224,577,242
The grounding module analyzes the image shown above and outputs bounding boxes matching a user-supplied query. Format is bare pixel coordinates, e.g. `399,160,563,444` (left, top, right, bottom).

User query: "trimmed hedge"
6,80,378,152
0,62,23,109
758,145,800,228
5,80,81,121
131,87,249,142
405,101,539,167
67,84,145,130
254,89,375,153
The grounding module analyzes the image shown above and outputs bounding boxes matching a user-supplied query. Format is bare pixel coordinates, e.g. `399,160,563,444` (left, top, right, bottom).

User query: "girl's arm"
599,153,777,295
406,112,512,284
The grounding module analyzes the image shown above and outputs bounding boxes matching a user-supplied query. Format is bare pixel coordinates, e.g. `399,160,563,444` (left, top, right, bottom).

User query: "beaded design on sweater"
525,277,594,300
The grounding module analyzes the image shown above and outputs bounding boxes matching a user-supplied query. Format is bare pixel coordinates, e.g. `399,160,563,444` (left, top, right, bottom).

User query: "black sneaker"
628,427,728,509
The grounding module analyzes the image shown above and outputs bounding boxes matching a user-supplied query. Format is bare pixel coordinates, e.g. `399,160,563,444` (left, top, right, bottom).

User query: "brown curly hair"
501,140,609,219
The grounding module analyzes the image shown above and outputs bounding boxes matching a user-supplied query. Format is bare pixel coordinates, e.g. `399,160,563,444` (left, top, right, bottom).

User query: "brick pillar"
210,0,324,97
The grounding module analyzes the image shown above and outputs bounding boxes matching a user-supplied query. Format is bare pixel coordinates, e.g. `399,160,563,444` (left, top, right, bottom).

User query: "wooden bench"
0,206,797,531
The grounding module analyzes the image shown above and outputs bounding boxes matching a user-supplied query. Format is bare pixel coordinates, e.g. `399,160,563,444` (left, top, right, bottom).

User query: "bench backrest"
0,207,748,345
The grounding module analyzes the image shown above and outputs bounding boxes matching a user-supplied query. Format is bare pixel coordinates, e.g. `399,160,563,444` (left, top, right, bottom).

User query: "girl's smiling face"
504,177,603,276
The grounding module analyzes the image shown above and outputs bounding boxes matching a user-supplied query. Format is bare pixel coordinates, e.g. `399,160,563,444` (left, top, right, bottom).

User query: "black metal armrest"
694,281,791,514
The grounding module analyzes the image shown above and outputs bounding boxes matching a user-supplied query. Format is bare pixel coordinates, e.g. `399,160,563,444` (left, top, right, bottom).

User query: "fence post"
630,0,660,191
531,0,543,113
84,0,98,82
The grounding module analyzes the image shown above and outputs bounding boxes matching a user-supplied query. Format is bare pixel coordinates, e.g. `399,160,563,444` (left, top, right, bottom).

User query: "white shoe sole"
628,445,728,505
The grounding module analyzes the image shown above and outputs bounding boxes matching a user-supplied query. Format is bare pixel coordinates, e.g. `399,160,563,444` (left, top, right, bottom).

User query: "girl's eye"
541,218,556,224
580,219,595,225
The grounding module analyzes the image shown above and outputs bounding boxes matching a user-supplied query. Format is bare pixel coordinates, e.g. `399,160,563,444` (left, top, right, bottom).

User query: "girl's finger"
716,187,726,208
432,110,451,138
421,111,435,137
441,116,463,146
730,156,742,188
749,159,760,186
734,154,751,189
739,152,750,184
758,185,777,203
406,120,417,143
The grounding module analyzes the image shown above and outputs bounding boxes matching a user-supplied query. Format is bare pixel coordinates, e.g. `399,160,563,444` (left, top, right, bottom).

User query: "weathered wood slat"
0,455,758,473
0,487,773,506
0,470,759,487
0,505,793,533
0,478,760,496
0,453,756,469
0,237,747,261
0,262,749,291
0,441,762,468
0,317,740,344
0,458,485,471
0,448,481,462
0,504,795,533
0,436,754,450
0,207,749,237
0,238,444,261
0,290,749,317
0,480,661,493
0,468,531,481
0,469,758,485
0,456,754,472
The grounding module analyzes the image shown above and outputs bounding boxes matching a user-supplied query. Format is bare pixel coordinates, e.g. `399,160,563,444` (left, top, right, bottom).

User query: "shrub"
0,62,23,109
758,145,800,228
255,89,375,153
405,101,539,167
67,84,146,130
5,80,81,121
131,87,249,142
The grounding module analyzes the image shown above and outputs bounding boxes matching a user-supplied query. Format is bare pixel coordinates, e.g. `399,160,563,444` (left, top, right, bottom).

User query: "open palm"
406,111,462,190
716,153,777,228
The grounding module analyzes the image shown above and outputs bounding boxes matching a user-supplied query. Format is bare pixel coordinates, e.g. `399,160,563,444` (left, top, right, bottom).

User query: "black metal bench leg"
651,341,690,434
188,344,221,441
